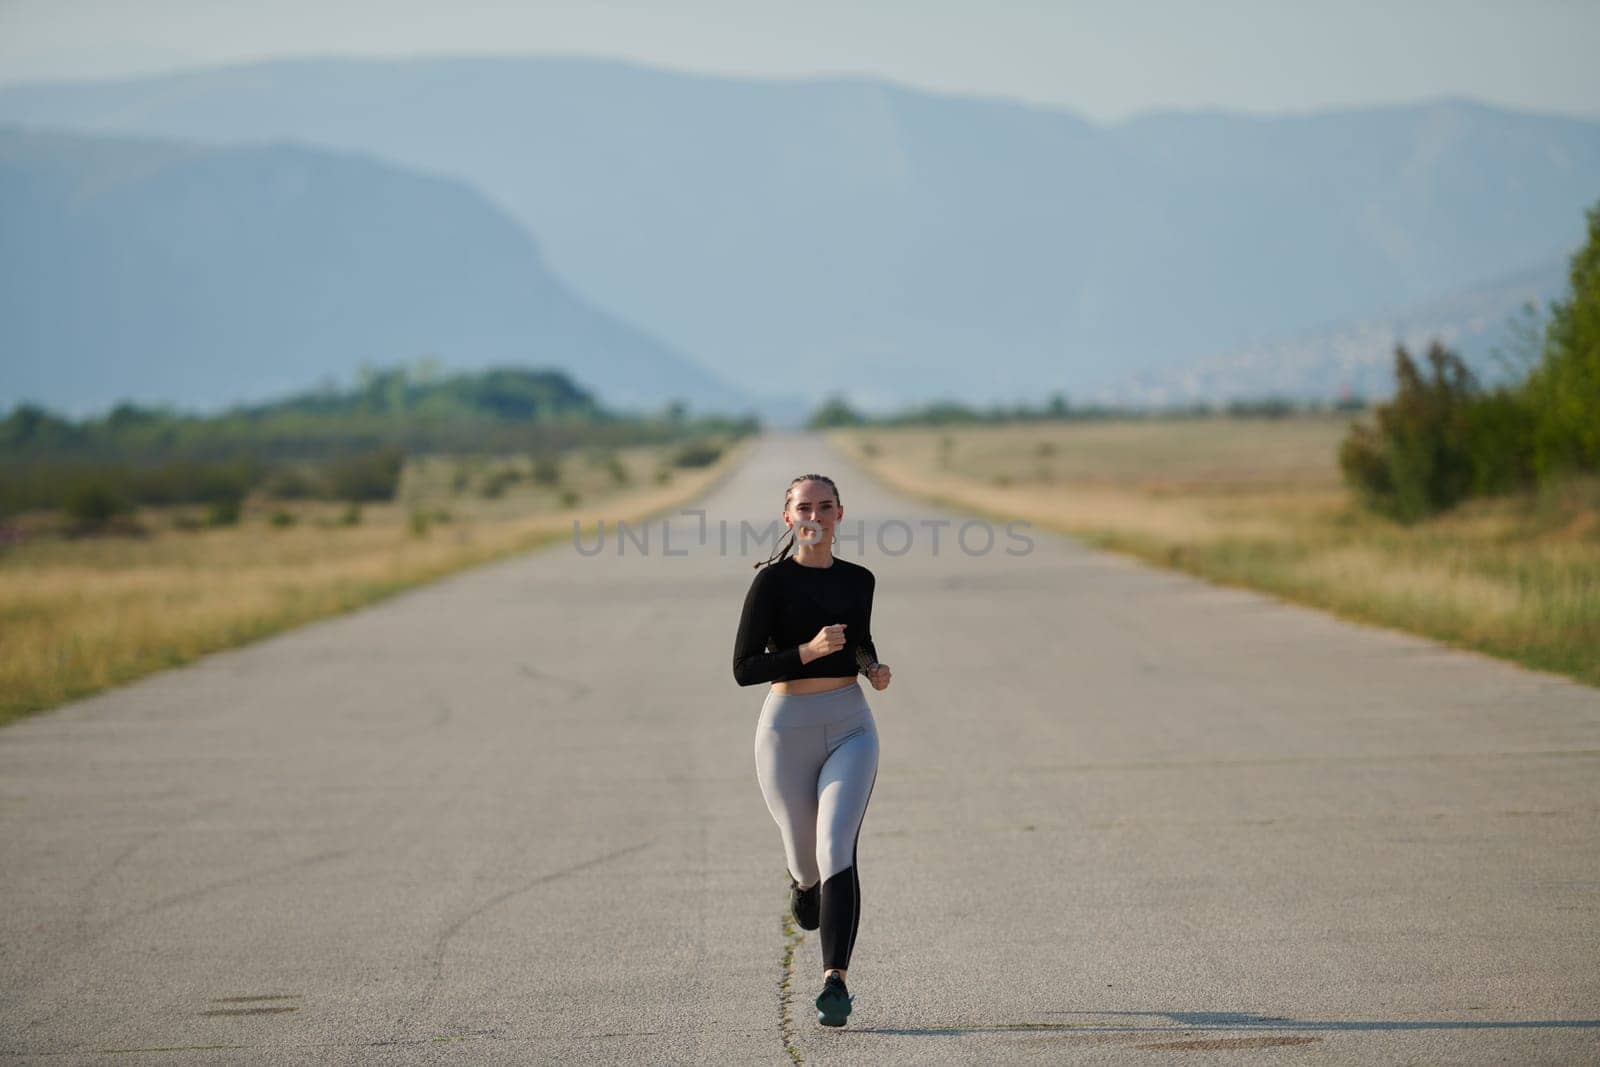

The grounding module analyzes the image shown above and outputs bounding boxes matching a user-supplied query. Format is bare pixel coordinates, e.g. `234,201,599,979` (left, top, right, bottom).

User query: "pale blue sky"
1,0,1596,122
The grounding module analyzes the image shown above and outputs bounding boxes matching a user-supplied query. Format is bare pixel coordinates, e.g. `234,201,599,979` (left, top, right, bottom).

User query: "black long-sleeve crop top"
732,555,880,686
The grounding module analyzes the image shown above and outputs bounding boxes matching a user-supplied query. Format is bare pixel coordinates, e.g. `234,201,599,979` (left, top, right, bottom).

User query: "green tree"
1527,201,1600,479
807,394,865,428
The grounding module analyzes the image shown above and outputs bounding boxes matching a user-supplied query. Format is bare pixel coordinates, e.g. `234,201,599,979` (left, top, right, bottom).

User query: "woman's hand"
802,623,847,663
865,663,892,691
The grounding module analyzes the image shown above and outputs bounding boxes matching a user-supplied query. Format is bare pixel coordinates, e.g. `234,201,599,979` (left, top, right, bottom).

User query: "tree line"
806,391,1365,429
0,365,756,523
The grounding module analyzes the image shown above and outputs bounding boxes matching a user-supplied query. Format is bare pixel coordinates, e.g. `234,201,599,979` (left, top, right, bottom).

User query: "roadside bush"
325,447,404,502
1339,343,1492,522
530,452,562,486
205,490,244,526
64,479,131,527
480,468,518,499
671,440,723,468
158,459,258,508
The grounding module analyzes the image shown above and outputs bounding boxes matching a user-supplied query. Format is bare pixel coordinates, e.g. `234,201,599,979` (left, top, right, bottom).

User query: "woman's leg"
815,721,879,974
754,711,825,892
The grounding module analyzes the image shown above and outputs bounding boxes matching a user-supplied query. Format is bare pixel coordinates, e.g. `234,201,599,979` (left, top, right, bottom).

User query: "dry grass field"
0,439,749,726
833,417,1600,688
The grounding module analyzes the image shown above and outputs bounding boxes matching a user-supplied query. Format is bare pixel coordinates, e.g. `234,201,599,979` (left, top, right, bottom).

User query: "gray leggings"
754,681,879,970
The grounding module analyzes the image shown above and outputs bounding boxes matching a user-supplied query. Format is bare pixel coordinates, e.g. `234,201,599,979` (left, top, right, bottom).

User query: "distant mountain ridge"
1100,258,1570,407
3,57,1598,409
0,124,752,416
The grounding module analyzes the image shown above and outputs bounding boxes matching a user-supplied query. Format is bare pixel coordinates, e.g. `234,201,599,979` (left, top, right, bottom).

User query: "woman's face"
785,479,842,547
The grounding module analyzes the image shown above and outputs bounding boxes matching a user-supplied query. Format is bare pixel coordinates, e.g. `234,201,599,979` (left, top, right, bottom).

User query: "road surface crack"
779,911,805,1065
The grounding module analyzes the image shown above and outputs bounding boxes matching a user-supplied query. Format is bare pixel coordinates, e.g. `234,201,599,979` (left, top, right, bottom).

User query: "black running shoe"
815,973,852,1027
789,877,820,931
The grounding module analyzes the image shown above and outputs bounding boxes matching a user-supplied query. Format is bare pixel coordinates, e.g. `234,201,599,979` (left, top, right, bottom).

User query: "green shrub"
1226,396,1296,418
269,510,297,528
325,448,404,502
807,394,865,428
64,479,130,527
530,452,561,487
140,458,259,506
1339,342,1505,521
480,468,518,499
263,465,319,500
205,491,243,526
671,440,723,468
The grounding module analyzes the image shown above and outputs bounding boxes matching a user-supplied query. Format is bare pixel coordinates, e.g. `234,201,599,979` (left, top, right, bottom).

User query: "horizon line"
4,50,1599,128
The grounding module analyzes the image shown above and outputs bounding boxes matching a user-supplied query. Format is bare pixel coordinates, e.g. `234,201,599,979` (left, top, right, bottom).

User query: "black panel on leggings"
819,865,861,972
732,556,879,686
819,766,877,972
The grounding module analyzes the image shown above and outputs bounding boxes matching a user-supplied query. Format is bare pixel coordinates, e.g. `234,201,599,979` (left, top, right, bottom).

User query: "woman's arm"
859,571,879,666
859,571,890,691
732,572,805,686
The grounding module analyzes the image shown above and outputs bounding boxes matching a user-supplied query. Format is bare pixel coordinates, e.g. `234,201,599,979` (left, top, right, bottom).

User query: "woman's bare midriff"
772,676,860,695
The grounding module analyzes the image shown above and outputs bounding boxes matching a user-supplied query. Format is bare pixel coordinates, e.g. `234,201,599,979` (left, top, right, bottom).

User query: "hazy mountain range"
2,56,1598,416
0,125,752,416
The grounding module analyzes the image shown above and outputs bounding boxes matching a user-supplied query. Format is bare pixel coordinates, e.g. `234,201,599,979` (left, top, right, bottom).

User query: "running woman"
732,473,892,1028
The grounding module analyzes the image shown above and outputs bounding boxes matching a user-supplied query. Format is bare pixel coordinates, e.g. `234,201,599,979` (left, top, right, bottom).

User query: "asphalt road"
3,431,1598,1065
